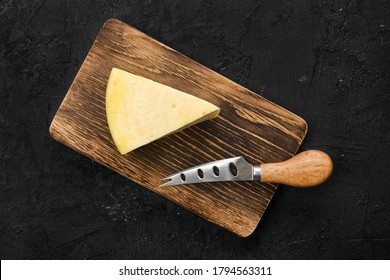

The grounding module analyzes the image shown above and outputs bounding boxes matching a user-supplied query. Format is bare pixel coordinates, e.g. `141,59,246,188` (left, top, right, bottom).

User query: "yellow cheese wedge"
106,68,220,154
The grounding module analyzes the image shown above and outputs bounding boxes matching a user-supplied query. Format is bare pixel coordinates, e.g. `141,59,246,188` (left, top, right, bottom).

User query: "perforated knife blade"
160,150,333,188
160,156,261,187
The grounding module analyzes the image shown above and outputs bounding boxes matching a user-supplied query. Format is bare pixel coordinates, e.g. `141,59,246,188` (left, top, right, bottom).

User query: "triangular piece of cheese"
106,68,220,155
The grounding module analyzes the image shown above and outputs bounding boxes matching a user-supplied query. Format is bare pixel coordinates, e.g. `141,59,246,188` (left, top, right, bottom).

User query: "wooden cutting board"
50,19,307,237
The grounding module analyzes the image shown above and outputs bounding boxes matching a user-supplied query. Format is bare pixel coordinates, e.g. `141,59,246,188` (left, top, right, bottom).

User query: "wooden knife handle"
260,150,333,187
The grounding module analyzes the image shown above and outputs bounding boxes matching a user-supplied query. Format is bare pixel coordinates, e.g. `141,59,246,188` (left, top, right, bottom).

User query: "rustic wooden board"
50,19,307,237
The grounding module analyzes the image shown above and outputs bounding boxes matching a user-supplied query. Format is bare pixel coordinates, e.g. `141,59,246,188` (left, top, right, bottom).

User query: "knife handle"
260,150,333,187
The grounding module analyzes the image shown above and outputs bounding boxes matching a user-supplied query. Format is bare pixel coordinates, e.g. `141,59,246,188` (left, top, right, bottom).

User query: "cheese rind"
106,68,220,154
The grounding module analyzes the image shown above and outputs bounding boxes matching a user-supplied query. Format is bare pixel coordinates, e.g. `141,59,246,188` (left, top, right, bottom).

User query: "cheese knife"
160,150,333,188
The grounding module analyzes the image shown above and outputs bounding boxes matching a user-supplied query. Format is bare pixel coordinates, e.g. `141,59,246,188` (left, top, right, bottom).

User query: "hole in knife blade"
229,162,238,177
180,173,186,182
213,166,220,177
197,169,204,179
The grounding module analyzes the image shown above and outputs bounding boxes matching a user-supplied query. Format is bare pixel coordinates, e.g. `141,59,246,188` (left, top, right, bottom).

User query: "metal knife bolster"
253,165,261,181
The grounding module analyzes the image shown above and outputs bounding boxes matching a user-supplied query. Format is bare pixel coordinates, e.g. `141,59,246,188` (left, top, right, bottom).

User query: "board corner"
103,18,123,28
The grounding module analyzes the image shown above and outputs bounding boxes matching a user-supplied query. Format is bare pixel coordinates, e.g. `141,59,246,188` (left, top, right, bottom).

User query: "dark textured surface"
1,0,389,259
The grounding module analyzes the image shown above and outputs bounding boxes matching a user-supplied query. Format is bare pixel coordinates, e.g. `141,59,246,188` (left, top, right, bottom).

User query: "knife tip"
159,176,174,187
159,181,173,187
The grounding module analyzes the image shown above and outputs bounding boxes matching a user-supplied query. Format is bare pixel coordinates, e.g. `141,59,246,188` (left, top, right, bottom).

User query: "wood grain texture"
261,150,333,187
49,19,307,237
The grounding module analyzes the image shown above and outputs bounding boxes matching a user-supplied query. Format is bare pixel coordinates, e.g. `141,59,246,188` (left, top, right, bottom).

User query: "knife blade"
160,150,333,188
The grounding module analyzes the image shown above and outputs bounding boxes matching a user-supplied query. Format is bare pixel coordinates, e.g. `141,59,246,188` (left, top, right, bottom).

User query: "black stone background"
1,0,389,259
